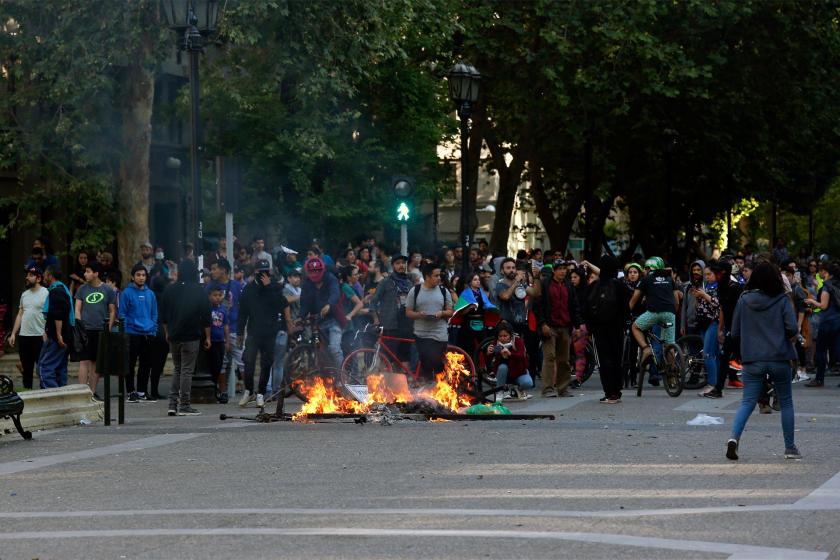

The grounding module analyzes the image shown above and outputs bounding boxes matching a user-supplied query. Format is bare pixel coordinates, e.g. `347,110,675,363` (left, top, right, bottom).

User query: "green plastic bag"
463,402,511,415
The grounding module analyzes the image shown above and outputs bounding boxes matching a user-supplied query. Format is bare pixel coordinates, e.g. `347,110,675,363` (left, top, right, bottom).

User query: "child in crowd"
104,270,122,312
488,320,534,400
208,287,231,403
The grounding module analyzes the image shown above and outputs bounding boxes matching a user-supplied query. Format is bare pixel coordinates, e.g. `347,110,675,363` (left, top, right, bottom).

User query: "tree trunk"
486,130,527,256
116,60,155,284
530,165,584,252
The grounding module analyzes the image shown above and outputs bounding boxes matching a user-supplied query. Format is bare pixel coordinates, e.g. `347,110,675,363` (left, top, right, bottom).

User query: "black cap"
553,258,566,268
255,259,271,272
391,254,408,263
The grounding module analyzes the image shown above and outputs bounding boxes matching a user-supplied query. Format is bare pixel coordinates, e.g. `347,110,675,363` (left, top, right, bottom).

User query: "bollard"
98,318,127,425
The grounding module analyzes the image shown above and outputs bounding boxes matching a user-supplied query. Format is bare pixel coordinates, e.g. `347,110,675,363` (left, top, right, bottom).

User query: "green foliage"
200,0,457,249
0,0,168,253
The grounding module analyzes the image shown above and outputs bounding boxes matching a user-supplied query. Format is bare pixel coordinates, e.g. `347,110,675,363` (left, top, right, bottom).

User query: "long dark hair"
456,272,480,294
745,262,784,297
338,265,357,283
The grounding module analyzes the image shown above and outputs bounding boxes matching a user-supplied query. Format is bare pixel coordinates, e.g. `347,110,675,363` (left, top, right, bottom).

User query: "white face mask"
155,252,164,260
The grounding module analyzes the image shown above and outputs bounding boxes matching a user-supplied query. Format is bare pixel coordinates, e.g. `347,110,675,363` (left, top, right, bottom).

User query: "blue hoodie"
119,283,158,335
731,290,797,363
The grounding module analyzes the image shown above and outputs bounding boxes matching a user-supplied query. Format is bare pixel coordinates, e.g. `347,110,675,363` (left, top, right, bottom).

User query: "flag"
450,288,500,328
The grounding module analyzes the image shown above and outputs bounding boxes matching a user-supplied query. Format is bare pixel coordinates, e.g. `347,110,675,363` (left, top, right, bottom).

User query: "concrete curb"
0,384,104,438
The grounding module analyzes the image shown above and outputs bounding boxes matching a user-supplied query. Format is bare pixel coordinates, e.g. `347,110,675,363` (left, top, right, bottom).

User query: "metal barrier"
96,318,129,425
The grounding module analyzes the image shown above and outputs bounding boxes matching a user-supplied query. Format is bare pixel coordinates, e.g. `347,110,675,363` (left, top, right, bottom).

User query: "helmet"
624,262,642,274
644,256,665,271
304,257,325,283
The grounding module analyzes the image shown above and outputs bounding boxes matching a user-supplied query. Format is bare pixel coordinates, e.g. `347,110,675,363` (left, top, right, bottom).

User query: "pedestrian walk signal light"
397,201,410,222
392,175,415,224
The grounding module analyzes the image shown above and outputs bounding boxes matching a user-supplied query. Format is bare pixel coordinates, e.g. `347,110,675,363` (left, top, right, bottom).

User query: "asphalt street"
1,375,839,560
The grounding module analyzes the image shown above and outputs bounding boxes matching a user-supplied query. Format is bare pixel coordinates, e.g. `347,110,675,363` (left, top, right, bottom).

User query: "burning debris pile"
291,352,475,422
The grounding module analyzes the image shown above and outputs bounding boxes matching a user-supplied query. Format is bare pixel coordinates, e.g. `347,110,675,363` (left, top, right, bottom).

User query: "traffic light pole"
400,223,408,257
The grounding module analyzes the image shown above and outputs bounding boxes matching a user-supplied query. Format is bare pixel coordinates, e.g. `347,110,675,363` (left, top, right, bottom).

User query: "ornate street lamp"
447,61,481,274
161,0,222,265
162,1,222,402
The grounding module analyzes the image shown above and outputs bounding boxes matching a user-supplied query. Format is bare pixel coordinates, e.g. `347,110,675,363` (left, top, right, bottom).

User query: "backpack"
586,279,619,324
412,284,448,312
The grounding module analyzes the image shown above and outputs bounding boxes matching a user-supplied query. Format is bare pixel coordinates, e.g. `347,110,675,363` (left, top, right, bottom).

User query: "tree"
0,1,168,282
201,0,458,251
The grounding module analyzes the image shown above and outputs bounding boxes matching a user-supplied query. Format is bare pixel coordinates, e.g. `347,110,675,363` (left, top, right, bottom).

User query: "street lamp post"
162,0,222,268
448,62,481,275
163,0,221,403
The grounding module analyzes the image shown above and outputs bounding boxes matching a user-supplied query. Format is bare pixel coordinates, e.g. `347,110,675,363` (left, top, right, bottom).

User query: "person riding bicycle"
628,257,681,364
299,257,343,369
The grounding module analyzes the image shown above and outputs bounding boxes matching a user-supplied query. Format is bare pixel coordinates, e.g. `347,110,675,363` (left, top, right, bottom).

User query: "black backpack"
586,279,619,324
412,284,448,312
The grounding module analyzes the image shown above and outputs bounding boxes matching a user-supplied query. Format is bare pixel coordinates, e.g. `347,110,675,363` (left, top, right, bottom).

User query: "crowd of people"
5,233,836,458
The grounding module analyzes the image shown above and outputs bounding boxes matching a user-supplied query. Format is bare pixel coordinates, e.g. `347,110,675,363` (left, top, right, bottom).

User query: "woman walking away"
727,262,800,461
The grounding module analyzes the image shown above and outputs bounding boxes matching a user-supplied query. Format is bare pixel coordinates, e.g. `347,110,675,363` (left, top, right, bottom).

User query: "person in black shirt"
236,260,290,408
629,257,681,363
160,259,212,416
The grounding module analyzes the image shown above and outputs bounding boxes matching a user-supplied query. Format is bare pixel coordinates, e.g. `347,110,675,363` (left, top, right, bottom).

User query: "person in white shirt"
251,235,273,272
9,266,49,389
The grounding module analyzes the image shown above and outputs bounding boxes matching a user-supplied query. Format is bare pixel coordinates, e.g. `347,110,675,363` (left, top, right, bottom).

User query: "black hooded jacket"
161,260,211,342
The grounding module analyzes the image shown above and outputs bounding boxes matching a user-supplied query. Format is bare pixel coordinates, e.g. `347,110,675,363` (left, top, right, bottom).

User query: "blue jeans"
495,364,535,389
731,361,795,450
702,322,719,386
321,320,344,370
38,338,69,388
267,330,288,394
815,315,840,382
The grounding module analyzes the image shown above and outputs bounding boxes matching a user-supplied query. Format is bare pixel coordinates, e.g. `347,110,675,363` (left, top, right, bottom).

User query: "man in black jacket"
236,259,290,407
534,259,582,397
161,259,211,416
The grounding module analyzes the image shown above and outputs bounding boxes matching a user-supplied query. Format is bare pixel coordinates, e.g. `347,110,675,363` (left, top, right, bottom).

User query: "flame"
292,377,367,421
365,374,412,404
292,352,474,421
420,351,474,411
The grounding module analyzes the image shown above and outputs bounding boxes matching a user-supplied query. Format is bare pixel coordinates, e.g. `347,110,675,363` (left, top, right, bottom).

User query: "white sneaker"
256,394,265,407
794,370,811,383
238,390,253,407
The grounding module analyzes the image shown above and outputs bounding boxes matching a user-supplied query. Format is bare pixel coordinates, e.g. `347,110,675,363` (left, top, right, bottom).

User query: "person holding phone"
405,263,453,382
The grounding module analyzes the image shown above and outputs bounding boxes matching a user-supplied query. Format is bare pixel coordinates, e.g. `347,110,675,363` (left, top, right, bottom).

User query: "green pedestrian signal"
397,201,410,222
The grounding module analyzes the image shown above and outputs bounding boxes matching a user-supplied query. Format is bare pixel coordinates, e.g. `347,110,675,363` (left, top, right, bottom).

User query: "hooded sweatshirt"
119,283,158,335
161,260,212,343
680,259,705,333
731,290,797,363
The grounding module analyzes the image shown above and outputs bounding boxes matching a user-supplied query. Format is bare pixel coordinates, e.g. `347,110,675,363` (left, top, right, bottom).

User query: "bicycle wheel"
636,352,649,397
662,343,685,397
284,344,318,401
444,344,480,402
472,336,504,403
341,348,394,386
677,335,706,389
581,339,598,384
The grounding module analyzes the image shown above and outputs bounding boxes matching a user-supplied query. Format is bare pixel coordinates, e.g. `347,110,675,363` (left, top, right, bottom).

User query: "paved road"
1,375,839,559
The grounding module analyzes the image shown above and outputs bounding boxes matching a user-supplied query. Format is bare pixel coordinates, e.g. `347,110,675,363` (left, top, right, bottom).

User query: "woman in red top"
488,321,533,400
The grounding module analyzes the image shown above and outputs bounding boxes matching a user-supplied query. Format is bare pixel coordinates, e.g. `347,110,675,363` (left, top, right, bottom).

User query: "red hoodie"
492,335,528,379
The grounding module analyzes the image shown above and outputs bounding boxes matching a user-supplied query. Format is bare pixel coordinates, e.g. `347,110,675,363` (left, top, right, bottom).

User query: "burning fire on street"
291,352,475,421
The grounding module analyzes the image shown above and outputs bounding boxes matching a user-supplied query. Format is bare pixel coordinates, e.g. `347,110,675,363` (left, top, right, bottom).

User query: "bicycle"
620,321,638,389
283,316,343,401
676,334,706,389
635,323,684,397
341,325,478,397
